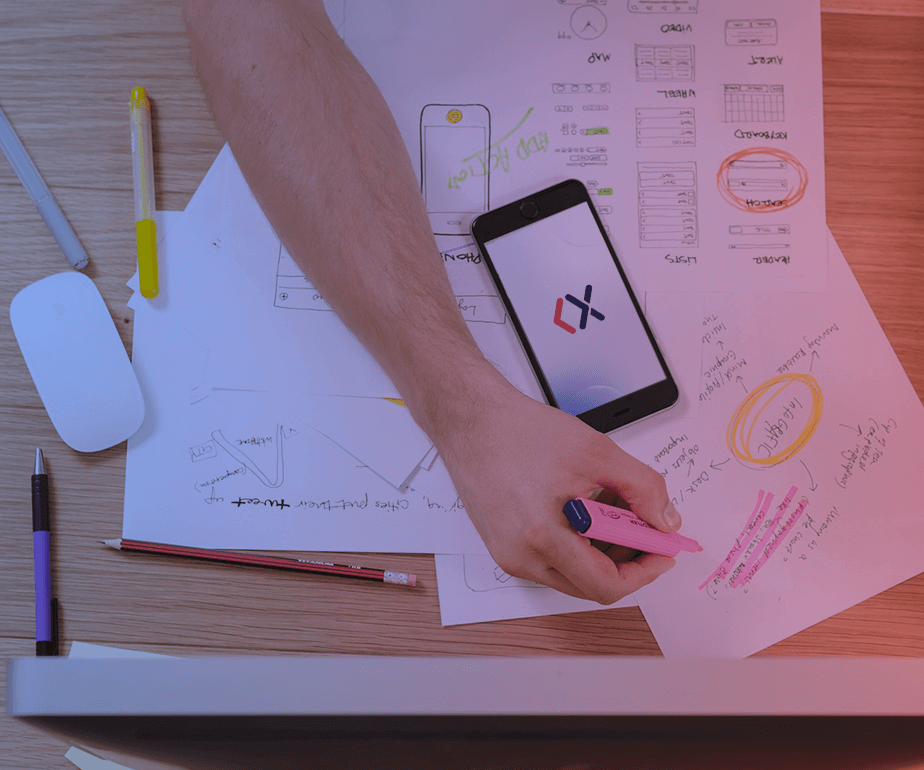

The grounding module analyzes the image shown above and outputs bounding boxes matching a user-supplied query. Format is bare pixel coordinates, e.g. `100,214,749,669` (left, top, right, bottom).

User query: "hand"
433,384,681,604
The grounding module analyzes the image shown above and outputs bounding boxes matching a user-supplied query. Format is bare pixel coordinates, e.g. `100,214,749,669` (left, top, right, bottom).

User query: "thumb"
593,441,682,533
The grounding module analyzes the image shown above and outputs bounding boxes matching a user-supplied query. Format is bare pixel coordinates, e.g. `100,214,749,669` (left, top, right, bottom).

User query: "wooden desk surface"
2,1,924,767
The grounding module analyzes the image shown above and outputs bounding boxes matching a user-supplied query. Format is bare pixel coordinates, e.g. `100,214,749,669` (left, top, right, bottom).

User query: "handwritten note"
629,232,924,658
698,485,808,596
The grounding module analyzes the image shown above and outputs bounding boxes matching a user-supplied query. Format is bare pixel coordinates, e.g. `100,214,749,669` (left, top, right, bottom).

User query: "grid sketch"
724,84,784,123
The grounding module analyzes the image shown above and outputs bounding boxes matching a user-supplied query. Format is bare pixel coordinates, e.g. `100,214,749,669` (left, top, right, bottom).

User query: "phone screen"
480,201,669,417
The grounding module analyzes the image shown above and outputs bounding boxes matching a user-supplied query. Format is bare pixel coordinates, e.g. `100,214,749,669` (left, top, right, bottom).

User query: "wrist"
403,353,518,449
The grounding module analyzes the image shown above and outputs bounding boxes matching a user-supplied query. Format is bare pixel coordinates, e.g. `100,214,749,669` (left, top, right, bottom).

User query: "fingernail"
663,502,681,530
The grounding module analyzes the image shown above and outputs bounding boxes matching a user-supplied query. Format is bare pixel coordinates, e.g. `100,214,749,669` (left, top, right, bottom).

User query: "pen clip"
51,597,59,656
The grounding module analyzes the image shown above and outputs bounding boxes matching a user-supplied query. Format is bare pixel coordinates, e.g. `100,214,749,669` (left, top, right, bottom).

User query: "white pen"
0,102,89,270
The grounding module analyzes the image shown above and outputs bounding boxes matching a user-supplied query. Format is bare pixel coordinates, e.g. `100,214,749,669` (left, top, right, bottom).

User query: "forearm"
183,0,682,603
183,0,511,440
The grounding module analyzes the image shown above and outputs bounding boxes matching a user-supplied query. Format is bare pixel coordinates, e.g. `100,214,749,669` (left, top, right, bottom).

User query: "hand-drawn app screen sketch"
629,0,698,13
482,202,667,416
420,104,490,236
725,18,778,46
274,245,330,311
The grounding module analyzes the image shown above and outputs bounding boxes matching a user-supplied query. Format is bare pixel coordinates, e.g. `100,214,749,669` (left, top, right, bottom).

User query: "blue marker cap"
563,498,592,534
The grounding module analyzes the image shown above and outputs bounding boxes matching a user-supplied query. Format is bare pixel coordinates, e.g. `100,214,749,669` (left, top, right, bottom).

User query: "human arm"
182,0,681,603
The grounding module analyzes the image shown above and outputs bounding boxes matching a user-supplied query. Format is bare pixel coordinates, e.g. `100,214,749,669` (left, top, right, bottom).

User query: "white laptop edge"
8,656,924,717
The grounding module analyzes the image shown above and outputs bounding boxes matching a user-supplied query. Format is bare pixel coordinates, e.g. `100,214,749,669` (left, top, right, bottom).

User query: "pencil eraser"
384,570,416,587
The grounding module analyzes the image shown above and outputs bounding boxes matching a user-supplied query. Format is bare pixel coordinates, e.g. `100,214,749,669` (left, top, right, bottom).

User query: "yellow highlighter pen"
129,87,158,298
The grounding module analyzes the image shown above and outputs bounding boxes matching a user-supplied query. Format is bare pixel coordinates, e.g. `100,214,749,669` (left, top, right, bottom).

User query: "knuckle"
518,518,557,554
631,463,669,502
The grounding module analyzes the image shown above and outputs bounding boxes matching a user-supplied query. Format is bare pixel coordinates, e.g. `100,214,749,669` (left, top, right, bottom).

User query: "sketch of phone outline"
420,104,491,236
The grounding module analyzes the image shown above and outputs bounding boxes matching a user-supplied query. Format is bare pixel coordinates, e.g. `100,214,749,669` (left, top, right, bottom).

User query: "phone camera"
519,201,540,220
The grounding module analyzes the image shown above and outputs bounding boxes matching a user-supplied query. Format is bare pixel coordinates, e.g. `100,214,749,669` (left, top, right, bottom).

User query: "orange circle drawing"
716,146,809,212
726,373,823,467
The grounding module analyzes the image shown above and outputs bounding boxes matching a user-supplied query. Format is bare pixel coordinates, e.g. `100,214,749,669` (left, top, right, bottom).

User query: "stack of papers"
123,0,924,657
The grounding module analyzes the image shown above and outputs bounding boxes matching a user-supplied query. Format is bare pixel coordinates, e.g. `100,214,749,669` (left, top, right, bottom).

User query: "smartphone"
471,179,678,433
420,104,490,236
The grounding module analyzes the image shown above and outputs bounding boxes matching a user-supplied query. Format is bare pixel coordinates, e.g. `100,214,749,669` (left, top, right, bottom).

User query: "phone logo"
553,284,605,334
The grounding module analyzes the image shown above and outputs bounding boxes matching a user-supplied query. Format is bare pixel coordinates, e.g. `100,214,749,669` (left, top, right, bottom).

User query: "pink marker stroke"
731,485,799,588
735,496,809,588
698,489,775,591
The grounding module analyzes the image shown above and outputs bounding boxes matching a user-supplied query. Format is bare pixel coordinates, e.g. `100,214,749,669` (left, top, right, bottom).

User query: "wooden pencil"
98,538,417,587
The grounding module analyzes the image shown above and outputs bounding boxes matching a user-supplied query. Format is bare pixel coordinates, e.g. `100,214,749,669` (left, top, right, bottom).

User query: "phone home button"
519,201,539,219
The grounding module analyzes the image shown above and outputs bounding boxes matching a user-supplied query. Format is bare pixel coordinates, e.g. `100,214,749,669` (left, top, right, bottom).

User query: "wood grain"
823,0,924,15
2,3,924,768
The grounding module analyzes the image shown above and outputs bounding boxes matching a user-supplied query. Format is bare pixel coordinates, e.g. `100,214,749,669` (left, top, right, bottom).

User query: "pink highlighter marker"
564,497,702,558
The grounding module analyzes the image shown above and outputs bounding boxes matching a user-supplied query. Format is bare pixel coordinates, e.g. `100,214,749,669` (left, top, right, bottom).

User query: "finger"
592,441,682,533
612,552,677,589
527,566,596,602
498,542,600,602
501,524,622,604
592,538,639,563
591,486,627,509
542,527,674,605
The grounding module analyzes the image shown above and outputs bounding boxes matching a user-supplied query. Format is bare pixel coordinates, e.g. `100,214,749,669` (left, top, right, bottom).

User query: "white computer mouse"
10,271,145,452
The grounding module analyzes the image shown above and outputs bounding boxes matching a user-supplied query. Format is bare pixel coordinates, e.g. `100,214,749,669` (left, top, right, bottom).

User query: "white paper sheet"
197,150,403,399
633,231,924,658
344,0,827,293
65,748,135,770
130,201,433,489
209,389,433,489
435,553,637,626
122,151,480,551
124,306,485,552
129,150,435,487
